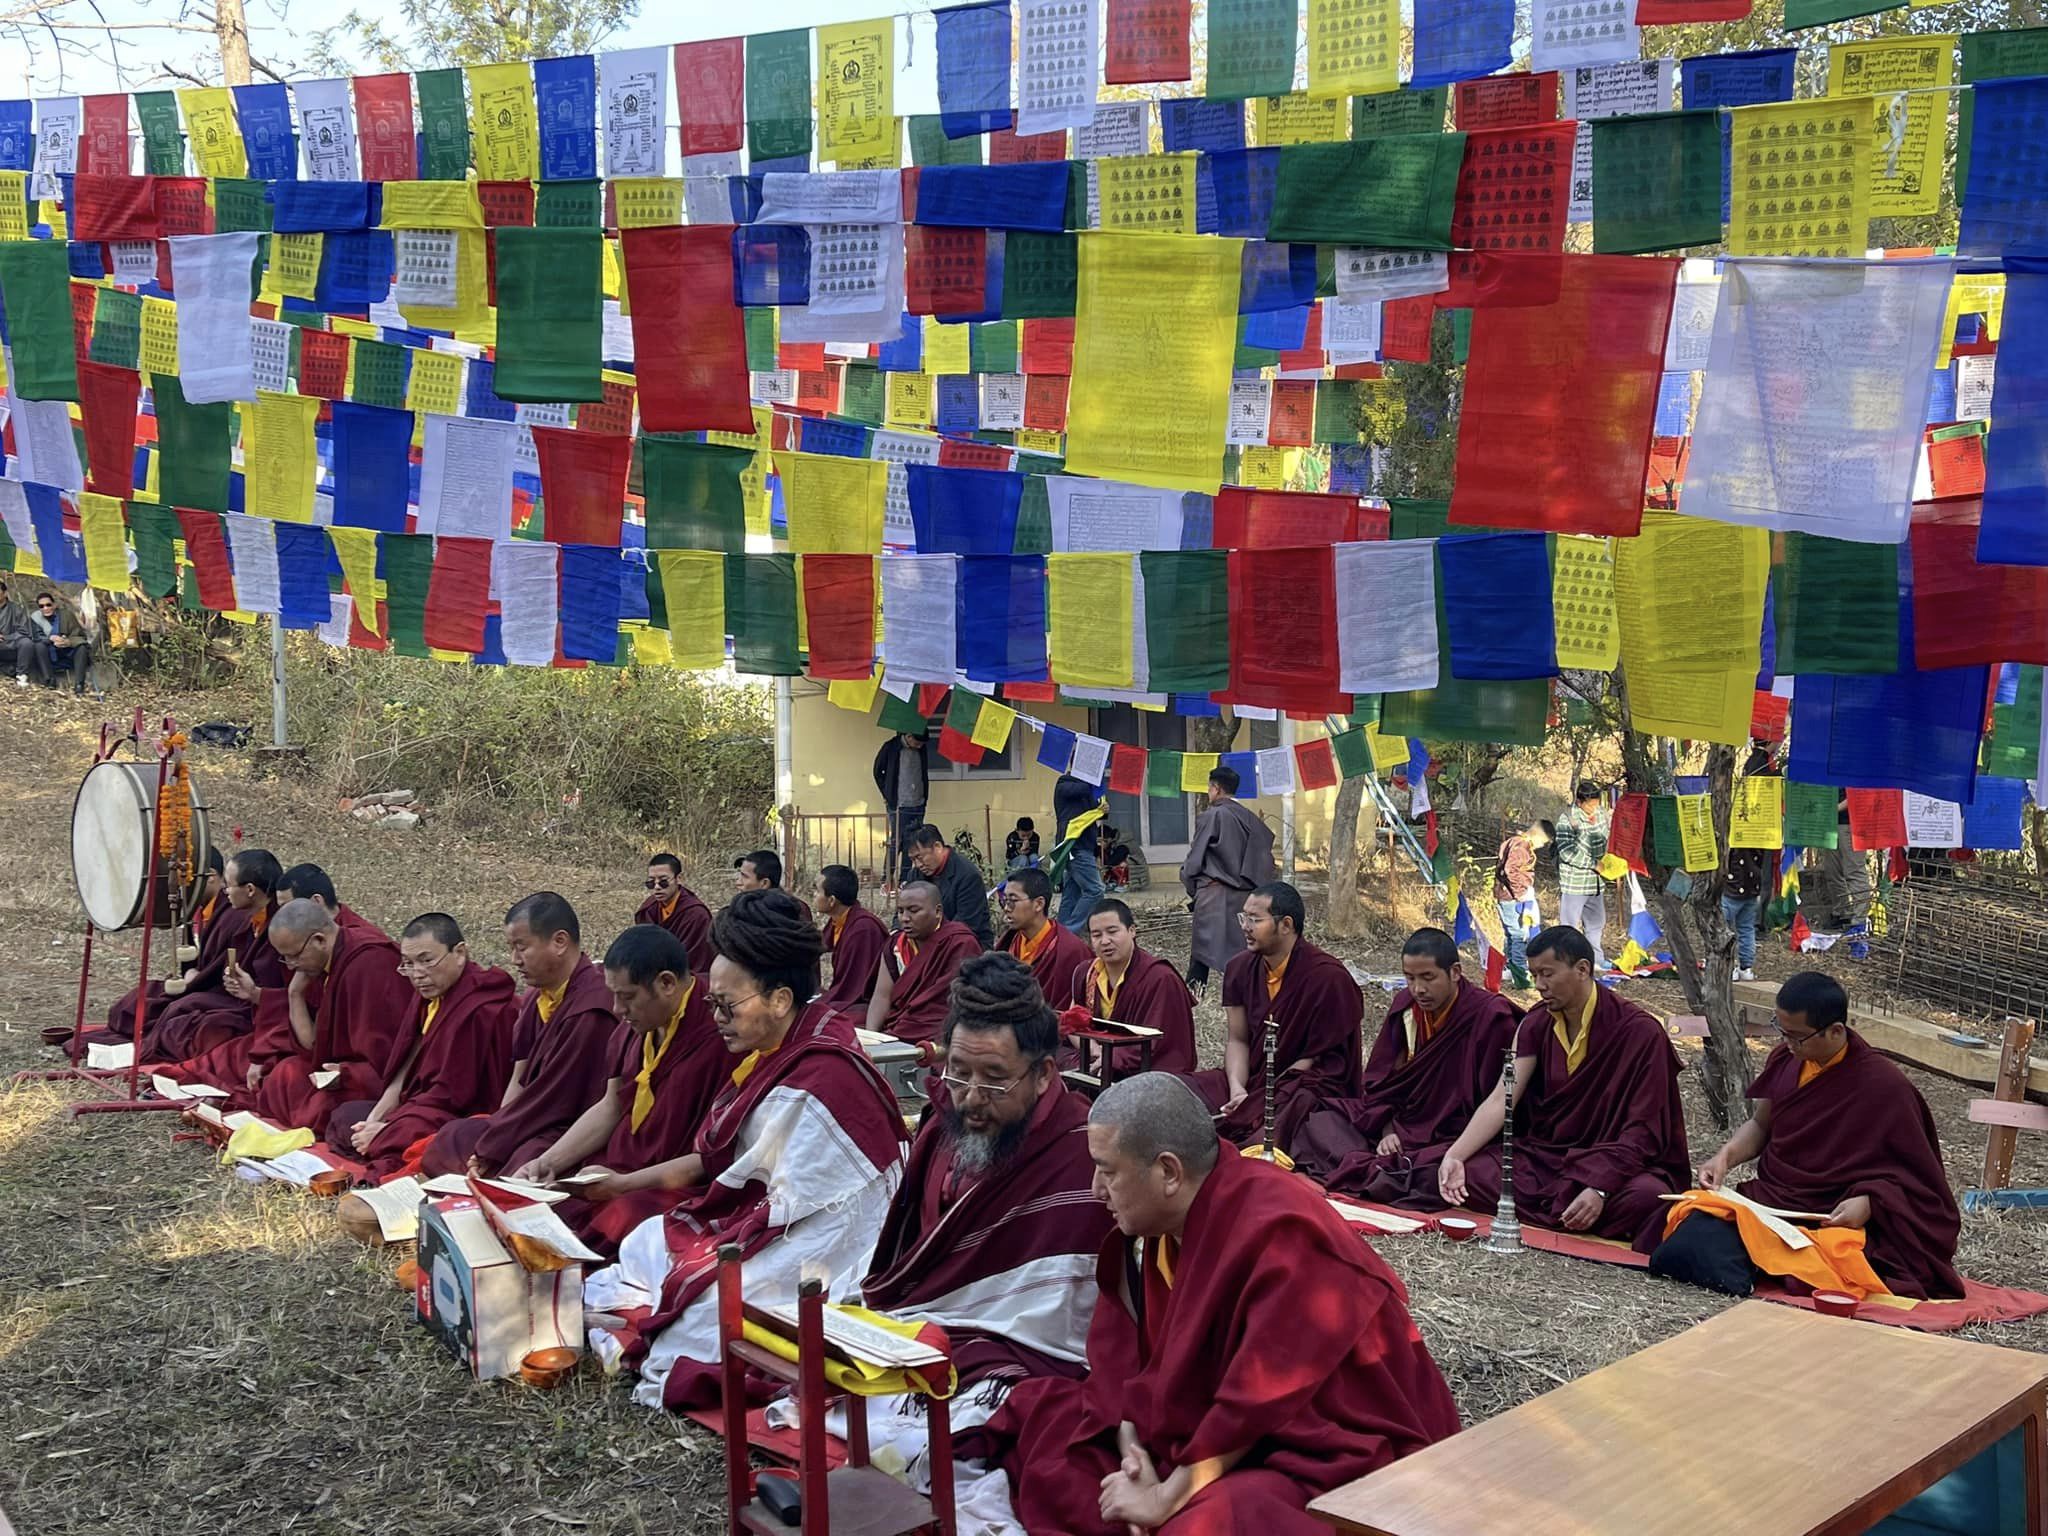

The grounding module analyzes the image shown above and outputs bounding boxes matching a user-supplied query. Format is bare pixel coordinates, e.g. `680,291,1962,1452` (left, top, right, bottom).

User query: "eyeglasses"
709,991,762,1022
645,877,674,890
1237,912,1270,929
1775,1023,1827,1047
939,1073,1023,1100
398,951,452,975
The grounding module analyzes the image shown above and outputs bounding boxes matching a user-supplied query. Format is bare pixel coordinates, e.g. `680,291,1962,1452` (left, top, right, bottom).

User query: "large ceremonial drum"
71,760,214,932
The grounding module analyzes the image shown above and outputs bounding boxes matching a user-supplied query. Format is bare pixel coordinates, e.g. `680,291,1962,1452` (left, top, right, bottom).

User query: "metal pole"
773,677,794,811
270,620,288,748
1278,714,1298,874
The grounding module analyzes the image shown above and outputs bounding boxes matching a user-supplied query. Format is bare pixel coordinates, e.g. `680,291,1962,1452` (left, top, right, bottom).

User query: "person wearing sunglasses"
634,852,713,976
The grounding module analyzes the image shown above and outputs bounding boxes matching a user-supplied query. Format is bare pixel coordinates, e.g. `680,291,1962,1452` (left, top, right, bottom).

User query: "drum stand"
14,711,185,1119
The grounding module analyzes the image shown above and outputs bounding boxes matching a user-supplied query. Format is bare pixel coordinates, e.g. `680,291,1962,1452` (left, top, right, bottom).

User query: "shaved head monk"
865,881,982,1066
636,852,713,976
858,952,1114,1459
420,893,623,1178
1687,972,1963,1298
148,848,290,1082
734,848,813,923
1439,925,1689,1246
327,913,520,1183
814,864,888,1013
1292,927,1522,1205
511,923,729,1256
985,1072,1459,1533
1068,898,1197,1078
997,867,1090,1010
243,898,414,1130
1187,882,1364,1149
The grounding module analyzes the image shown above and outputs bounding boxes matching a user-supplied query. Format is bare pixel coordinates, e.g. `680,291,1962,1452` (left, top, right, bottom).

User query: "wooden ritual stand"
1966,1017,2048,1213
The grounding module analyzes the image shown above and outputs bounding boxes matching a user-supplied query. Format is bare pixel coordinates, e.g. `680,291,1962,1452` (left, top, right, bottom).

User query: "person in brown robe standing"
327,913,520,1181
996,867,1091,1010
420,892,623,1177
815,864,888,1013
1180,765,1276,998
865,881,982,1063
1695,971,1964,1298
1188,882,1364,1151
635,852,713,975
509,923,730,1256
1439,925,1689,1247
1292,927,1522,1205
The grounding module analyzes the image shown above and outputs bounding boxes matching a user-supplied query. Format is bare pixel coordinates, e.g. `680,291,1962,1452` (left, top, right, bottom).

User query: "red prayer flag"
1448,254,1676,537
479,180,536,228
622,225,754,434
1911,496,2048,667
1636,0,1750,19
1004,679,1057,701
70,282,97,357
424,535,493,653
1106,0,1193,82
80,95,128,175
1451,123,1575,253
1107,742,1147,795
940,439,1014,470
1847,789,1906,851
153,178,212,236
990,126,1069,164
916,683,952,717
905,225,989,317
1609,791,1650,874
1266,379,1315,446
1926,432,1986,498
1227,546,1349,715
801,553,876,680
1212,489,1360,549
1277,305,1325,374
577,376,637,437
175,509,237,610
78,362,141,498
1023,373,1069,432
71,175,159,242
778,341,827,372
676,39,745,155
296,330,351,400
1749,691,1789,743
1455,72,1559,131
1020,318,1075,375
1380,297,1435,362
531,428,629,546
938,724,985,765
1294,737,1338,791
793,368,839,417
354,74,416,181
347,599,389,651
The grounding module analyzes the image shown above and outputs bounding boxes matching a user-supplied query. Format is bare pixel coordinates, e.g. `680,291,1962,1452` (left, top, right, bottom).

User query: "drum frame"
72,759,212,934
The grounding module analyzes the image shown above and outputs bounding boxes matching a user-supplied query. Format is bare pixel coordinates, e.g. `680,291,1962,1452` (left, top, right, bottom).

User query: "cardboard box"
414,1196,583,1381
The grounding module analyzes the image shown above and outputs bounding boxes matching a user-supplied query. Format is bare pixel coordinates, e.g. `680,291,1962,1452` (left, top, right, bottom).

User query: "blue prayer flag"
0,100,30,169
1162,100,1246,154
316,230,395,307
1038,722,1077,772
1788,666,1989,804
958,554,1048,683
1242,304,1310,351
330,403,415,532
936,374,981,435
909,464,1023,554
1411,0,1514,89
276,523,333,630
1329,444,1374,495
559,544,624,663
1960,78,2048,258
466,358,518,421
1206,148,1281,238
1239,242,1318,314
26,482,84,583
915,163,1070,231
1175,693,1222,716
876,322,923,373
732,225,810,306
618,549,651,623
534,55,598,180
233,83,296,179
1438,533,1559,679
475,613,508,667
1925,365,1958,425
936,1,1014,138
1681,48,1795,223
1179,493,1214,549
1963,776,2026,850
68,241,105,280
798,418,869,457
1220,750,1258,790
1654,372,1693,438
273,181,373,233
1977,264,2048,564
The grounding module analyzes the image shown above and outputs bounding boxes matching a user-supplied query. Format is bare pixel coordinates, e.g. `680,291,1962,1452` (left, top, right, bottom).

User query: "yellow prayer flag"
140,297,179,378
269,234,323,300
1068,233,1244,494
1307,0,1400,96
829,669,883,713
971,698,1017,752
1616,511,1767,746
608,237,627,307
614,178,685,229
378,181,485,230
1730,776,1785,850
397,229,491,333
630,622,674,667
922,317,971,376
1048,553,1134,690
1675,793,1720,871
43,204,66,241
1826,36,1953,219
778,451,886,554
1239,446,1292,488
467,62,540,181
886,371,935,429
246,392,321,523
1364,722,1408,772
1727,98,1872,258
329,315,380,340
1552,534,1619,670
77,492,129,592
818,20,894,166
179,88,245,176
329,526,382,635
1097,154,1199,233
1936,273,2003,369
1181,751,1220,792
0,171,28,241
1255,93,1350,145
656,551,727,667
1017,428,1063,455
407,349,466,416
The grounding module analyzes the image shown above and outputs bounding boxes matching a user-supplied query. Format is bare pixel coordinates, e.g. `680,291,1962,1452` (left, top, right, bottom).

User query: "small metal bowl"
520,1346,580,1389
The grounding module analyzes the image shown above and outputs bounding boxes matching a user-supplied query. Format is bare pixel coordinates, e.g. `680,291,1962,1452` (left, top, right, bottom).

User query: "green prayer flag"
1234,330,1279,371
1349,695,1382,728
971,321,1019,375
1450,308,1472,365
1381,581,1549,747
1268,137,1467,247
1313,380,1364,445
1591,111,1722,255
1960,30,2048,188
725,553,801,675
1330,728,1373,779
536,179,604,228
1648,795,1683,868
349,338,412,409
747,30,813,163
1386,498,1507,538
1206,0,1297,101
1775,534,1899,675
492,228,604,403
0,511,14,570
841,365,886,425
211,179,272,233
1013,475,1053,553
909,116,981,167
1782,781,1840,851
879,690,931,734
1783,0,1891,25
134,91,185,174
89,287,143,368
1001,232,1077,320
382,532,435,658
0,240,78,400
1353,86,1448,138
416,69,471,179
127,502,181,598
1145,749,1185,799
151,374,234,512
640,437,753,551
744,307,777,372
1065,162,1090,232
943,687,984,737
1140,550,1229,693
1987,665,2043,780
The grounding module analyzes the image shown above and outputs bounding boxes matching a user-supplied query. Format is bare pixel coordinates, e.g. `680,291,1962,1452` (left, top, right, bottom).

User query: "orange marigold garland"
155,731,195,894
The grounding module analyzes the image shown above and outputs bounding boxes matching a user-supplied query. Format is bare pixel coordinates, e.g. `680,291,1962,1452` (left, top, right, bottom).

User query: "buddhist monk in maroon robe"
637,853,713,975
1696,972,1963,1298
509,924,730,1256
986,1073,1459,1534
734,848,814,924
1293,926,1522,1206
132,848,287,1066
83,846,227,1056
815,864,888,1012
325,913,520,1182
1064,899,1197,1079
866,881,981,1058
997,867,1091,1008
242,899,413,1131
421,892,623,1177
1187,884,1363,1149
1440,925,1689,1248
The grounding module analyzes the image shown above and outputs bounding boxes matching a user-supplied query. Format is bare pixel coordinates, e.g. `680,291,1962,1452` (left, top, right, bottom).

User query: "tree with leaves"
310,0,638,73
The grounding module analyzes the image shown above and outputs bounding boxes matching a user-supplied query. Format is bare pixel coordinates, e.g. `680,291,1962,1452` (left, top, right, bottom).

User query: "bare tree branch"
157,58,210,83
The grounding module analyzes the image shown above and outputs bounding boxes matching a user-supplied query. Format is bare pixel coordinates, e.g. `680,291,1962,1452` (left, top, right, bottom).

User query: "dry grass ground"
4,687,2048,1534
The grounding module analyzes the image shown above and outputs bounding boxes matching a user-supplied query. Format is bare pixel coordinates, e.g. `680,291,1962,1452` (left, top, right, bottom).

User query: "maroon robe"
1740,1030,1963,1299
152,911,292,1089
881,920,982,1047
325,962,521,1181
1456,986,1690,1247
88,898,251,1061
1064,946,1199,1077
818,903,889,1012
568,982,732,1255
1000,918,1092,1011
1190,940,1364,1148
864,1076,1112,1395
1292,981,1523,1207
986,1146,1460,1535
636,886,714,975
246,925,414,1130
421,955,623,1176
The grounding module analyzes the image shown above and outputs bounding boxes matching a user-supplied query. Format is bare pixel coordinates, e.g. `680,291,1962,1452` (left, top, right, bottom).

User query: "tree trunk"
1324,775,1371,939
214,0,252,83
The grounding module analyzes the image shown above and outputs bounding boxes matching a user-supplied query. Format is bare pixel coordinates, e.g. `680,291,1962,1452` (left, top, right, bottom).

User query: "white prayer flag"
316,592,353,649
880,554,958,683
417,416,516,541
1335,249,1449,304
1663,264,1719,371
1227,378,1271,446
873,429,944,547
294,78,358,180
982,374,1026,431
1255,745,1296,795
1072,101,1147,158
759,171,902,225
168,233,261,403
0,478,38,565
1532,0,1640,72
1047,477,1184,552
9,394,84,490
1016,0,1099,136
223,513,281,614
1334,540,1440,694
786,223,905,344
250,319,294,394
600,48,668,177
1902,793,1963,849
1565,60,1674,222
683,151,742,224
495,540,560,666
1069,733,1112,785
110,241,157,285
30,97,78,202
1322,297,1383,357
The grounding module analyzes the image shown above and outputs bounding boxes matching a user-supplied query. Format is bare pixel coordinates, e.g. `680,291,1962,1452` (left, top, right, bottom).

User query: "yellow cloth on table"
742,1303,956,1399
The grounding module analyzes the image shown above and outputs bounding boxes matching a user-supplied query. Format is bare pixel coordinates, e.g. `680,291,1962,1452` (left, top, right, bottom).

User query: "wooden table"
1310,1302,2048,1536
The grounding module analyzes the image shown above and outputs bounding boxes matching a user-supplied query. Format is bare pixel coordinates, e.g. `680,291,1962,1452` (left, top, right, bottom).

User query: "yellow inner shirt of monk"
418,997,443,1036
1013,920,1054,968
536,980,568,1024
1264,950,1290,1003
631,979,694,1131
1093,958,1127,1016
1553,990,1597,1074
1153,1234,1179,1290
